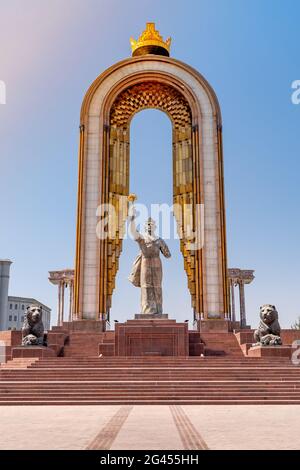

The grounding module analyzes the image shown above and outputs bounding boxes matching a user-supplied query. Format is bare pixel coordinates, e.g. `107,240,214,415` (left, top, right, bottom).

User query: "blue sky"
0,0,299,327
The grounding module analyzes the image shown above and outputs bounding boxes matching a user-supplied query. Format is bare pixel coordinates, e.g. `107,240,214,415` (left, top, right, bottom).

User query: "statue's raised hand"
128,204,137,221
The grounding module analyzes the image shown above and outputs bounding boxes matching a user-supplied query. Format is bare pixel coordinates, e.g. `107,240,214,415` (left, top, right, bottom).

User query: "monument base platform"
3,325,300,362
115,319,189,356
134,313,169,320
248,345,292,358
52,320,105,332
199,319,230,332
12,346,56,359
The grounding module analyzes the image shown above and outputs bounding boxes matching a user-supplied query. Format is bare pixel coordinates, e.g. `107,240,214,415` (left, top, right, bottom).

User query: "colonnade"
49,269,75,326
228,269,255,328
49,268,254,328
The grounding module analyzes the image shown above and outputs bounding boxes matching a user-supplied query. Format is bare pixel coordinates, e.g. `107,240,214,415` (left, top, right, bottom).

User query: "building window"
10,304,12,309
15,304,18,310
14,315,17,322
21,316,24,322
8,327,11,330
22,305,24,310
9,315,12,321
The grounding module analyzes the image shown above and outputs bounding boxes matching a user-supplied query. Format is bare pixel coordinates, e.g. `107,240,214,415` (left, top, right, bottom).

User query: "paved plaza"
0,405,299,450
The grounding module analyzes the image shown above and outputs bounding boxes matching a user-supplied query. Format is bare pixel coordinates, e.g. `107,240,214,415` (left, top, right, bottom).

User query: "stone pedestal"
115,319,189,357
134,313,168,320
52,320,105,332
248,345,292,358
12,346,56,359
199,319,230,332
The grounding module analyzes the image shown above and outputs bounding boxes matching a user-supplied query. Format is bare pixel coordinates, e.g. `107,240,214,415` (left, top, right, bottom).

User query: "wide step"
1,356,299,405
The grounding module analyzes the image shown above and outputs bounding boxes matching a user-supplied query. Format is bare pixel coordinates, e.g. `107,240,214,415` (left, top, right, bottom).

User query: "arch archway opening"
110,109,193,325
105,81,199,323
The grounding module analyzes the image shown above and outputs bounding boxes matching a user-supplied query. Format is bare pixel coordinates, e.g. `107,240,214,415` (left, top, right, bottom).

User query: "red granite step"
0,382,298,389
1,355,300,405
1,399,300,405
2,373,299,380
0,358,39,369
62,333,105,357
200,333,244,357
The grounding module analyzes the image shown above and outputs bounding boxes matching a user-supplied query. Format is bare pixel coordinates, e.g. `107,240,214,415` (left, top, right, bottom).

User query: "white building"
0,260,51,331
6,296,51,331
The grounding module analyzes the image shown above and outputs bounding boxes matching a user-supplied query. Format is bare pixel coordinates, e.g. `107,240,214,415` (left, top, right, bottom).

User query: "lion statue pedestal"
246,304,293,357
10,305,55,359
22,304,46,346
253,304,282,346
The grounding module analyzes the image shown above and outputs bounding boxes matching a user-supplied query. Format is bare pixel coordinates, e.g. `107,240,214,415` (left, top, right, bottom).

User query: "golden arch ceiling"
110,82,192,129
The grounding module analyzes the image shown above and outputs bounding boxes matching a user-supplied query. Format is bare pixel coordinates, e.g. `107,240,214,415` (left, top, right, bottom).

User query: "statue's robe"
129,235,171,314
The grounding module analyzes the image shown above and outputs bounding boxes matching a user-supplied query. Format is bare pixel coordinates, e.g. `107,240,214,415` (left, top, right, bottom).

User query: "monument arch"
74,24,229,326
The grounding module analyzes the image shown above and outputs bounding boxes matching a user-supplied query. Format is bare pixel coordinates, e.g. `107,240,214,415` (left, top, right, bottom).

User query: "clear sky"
0,0,299,328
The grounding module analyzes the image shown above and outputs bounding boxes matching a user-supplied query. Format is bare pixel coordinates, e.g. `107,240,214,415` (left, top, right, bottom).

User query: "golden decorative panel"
104,81,198,317
110,82,191,129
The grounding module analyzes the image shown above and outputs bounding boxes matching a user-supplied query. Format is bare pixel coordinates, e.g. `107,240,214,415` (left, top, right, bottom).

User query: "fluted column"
57,282,62,326
230,280,236,323
239,280,246,328
61,281,65,325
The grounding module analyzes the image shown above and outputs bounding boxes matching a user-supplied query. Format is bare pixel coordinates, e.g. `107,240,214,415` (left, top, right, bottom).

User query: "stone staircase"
0,358,38,369
0,356,300,405
200,332,244,357
49,327,204,358
63,332,106,357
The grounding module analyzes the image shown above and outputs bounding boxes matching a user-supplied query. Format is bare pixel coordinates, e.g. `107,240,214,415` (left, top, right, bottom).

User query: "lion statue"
22,304,45,346
253,304,282,346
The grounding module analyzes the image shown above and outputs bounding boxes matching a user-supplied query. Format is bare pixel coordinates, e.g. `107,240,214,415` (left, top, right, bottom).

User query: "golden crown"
130,23,171,57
